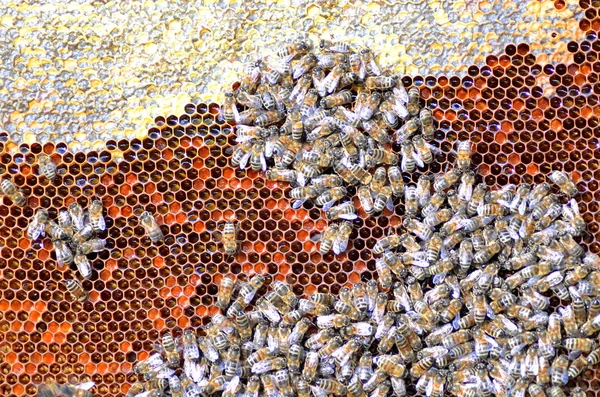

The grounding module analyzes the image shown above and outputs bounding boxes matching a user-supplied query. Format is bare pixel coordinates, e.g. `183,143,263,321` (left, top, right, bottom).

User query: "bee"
372,186,393,214
424,208,453,228
564,338,596,352
315,187,347,211
320,89,353,109
38,381,95,397
326,201,357,221
292,53,318,79
403,87,419,116
0,178,26,206
265,169,298,183
54,239,74,266
217,276,235,310
455,140,472,170
64,278,88,303
28,209,48,240
355,185,374,215
290,186,321,209
138,211,163,243
551,354,569,385
231,140,254,169
290,74,312,105
318,223,339,254
357,91,382,121
419,109,435,141
85,199,106,233
404,218,433,241
386,166,405,198
221,92,240,122
324,64,346,93
433,168,462,192
254,109,284,127
71,223,94,246
359,48,381,76
73,253,92,279
457,170,476,202
365,75,396,90
362,118,391,145
76,238,106,255
549,170,578,197
412,135,435,165
277,39,309,59
38,154,57,180
373,233,402,254
320,39,352,53
400,140,419,172
367,148,399,166
220,221,238,256
332,221,352,255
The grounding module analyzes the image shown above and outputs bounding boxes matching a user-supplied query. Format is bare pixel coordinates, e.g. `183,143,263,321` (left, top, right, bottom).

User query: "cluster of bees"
223,38,435,255
5,153,164,306
132,129,597,397
28,200,107,302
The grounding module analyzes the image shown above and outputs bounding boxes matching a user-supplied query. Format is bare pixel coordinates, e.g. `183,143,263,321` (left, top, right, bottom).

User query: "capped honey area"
0,0,585,150
0,6,599,397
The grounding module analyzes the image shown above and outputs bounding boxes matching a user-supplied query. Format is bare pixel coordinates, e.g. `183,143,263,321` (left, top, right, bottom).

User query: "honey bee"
221,92,240,123
64,278,88,303
372,186,393,214
85,199,105,233
71,223,94,246
362,118,391,145
220,221,238,256
412,135,435,165
400,140,419,172
38,381,95,397
254,109,284,127
74,253,92,279
324,64,347,93
549,170,578,197
385,166,404,198
28,209,48,240
38,154,57,180
551,354,569,385
292,53,318,79
277,39,309,60
433,168,462,192
357,91,381,121
320,89,352,109
231,140,254,169
359,48,381,77
76,238,106,256
403,87,419,117
51,237,74,267
0,178,26,207
318,223,339,254
404,218,434,241
418,109,434,141
138,211,163,243
455,140,472,170
365,75,396,90
367,148,399,166
332,221,353,255
326,201,357,221
564,337,596,352
217,276,235,310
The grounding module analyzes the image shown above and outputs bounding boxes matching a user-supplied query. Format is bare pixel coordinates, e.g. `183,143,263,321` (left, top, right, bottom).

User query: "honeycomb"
0,2,599,397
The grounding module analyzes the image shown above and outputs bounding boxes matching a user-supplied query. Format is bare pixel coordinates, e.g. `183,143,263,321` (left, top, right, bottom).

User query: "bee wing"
310,232,323,243
413,148,425,169
385,197,394,212
432,272,447,284
358,61,367,80
75,382,95,391
393,102,409,119
394,86,409,104
292,198,307,210
400,153,412,172
321,199,339,212
95,215,106,232
332,235,349,255
238,151,252,170
338,213,358,221
425,377,435,397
